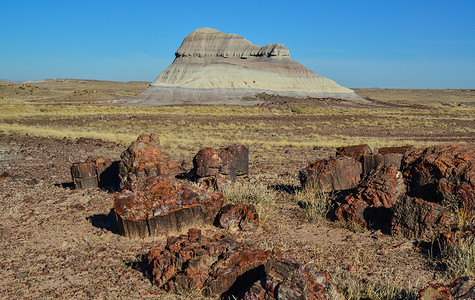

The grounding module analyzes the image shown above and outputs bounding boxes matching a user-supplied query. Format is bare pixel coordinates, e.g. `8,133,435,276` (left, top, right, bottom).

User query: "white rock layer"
118,28,365,105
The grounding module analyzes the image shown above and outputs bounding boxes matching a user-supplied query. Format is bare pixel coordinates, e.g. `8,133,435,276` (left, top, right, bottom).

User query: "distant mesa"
116,27,366,105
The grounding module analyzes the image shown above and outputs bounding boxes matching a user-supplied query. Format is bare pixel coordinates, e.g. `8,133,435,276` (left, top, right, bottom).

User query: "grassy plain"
0,79,474,298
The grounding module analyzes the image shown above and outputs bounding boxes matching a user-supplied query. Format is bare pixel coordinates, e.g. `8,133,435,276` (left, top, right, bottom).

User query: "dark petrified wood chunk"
299,156,362,192
70,161,98,189
192,145,249,181
336,144,372,161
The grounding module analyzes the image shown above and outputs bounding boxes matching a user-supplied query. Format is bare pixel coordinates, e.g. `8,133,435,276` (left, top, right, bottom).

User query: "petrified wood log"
336,144,372,162
335,163,405,229
299,156,362,192
192,145,249,181
148,229,344,299
113,178,223,238
243,259,345,300
119,133,181,191
402,143,474,210
362,153,404,174
391,196,458,240
70,162,98,189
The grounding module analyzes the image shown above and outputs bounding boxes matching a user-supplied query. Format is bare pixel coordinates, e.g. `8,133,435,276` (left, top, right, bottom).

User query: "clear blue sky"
1,0,474,88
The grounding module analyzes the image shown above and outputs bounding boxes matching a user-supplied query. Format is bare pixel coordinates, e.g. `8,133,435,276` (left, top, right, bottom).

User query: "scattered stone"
119,133,181,191
402,143,474,210
336,144,372,161
439,227,475,248
114,180,223,238
192,145,249,182
70,161,98,189
197,176,227,191
26,178,40,185
299,156,362,192
391,196,458,240
216,203,259,231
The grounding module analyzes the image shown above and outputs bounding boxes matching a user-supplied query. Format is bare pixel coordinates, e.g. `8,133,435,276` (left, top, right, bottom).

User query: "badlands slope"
118,28,365,105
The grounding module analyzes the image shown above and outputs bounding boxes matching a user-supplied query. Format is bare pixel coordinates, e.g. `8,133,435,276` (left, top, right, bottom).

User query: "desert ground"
0,79,474,299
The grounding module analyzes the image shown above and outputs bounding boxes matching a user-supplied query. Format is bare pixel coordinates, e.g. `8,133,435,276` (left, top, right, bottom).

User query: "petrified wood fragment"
417,276,475,300
391,196,458,240
335,163,405,229
148,229,273,296
148,229,344,299
362,153,404,174
377,145,413,155
113,179,223,238
417,282,453,300
216,203,259,231
119,133,181,191
402,143,474,210
70,162,98,189
192,145,249,181
243,259,345,300
299,156,362,192
336,144,372,161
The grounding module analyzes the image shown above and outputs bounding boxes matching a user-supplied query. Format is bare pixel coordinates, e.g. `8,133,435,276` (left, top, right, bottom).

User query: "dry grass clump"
441,237,475,278
293,188,333,224
220,181,276,229
333,271,417,300
221,181,275,207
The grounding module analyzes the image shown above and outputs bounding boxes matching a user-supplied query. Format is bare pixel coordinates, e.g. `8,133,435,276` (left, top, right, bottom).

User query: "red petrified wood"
417,277,475,300
119,133,182,191
114,133,224,238
336,144,372,161
148,229,273,296
148,229,344,299
299,156,362,192
391,196,458,240
402,143,474,210
243,259,345,300
335,163,405,228
113,179,223,238
217,203,259,231
192,145,249,181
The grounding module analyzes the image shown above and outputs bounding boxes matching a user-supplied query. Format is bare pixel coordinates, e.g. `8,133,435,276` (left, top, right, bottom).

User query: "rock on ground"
119,133,181,191
216,203,259,232
299,156,362,192
148,229,344,299
391,196,458,240
335,163,405,229
402,143,474,210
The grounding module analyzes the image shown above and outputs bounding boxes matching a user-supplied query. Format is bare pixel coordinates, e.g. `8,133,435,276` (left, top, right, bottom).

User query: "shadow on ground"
87,208,118,234
126,254,153,283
